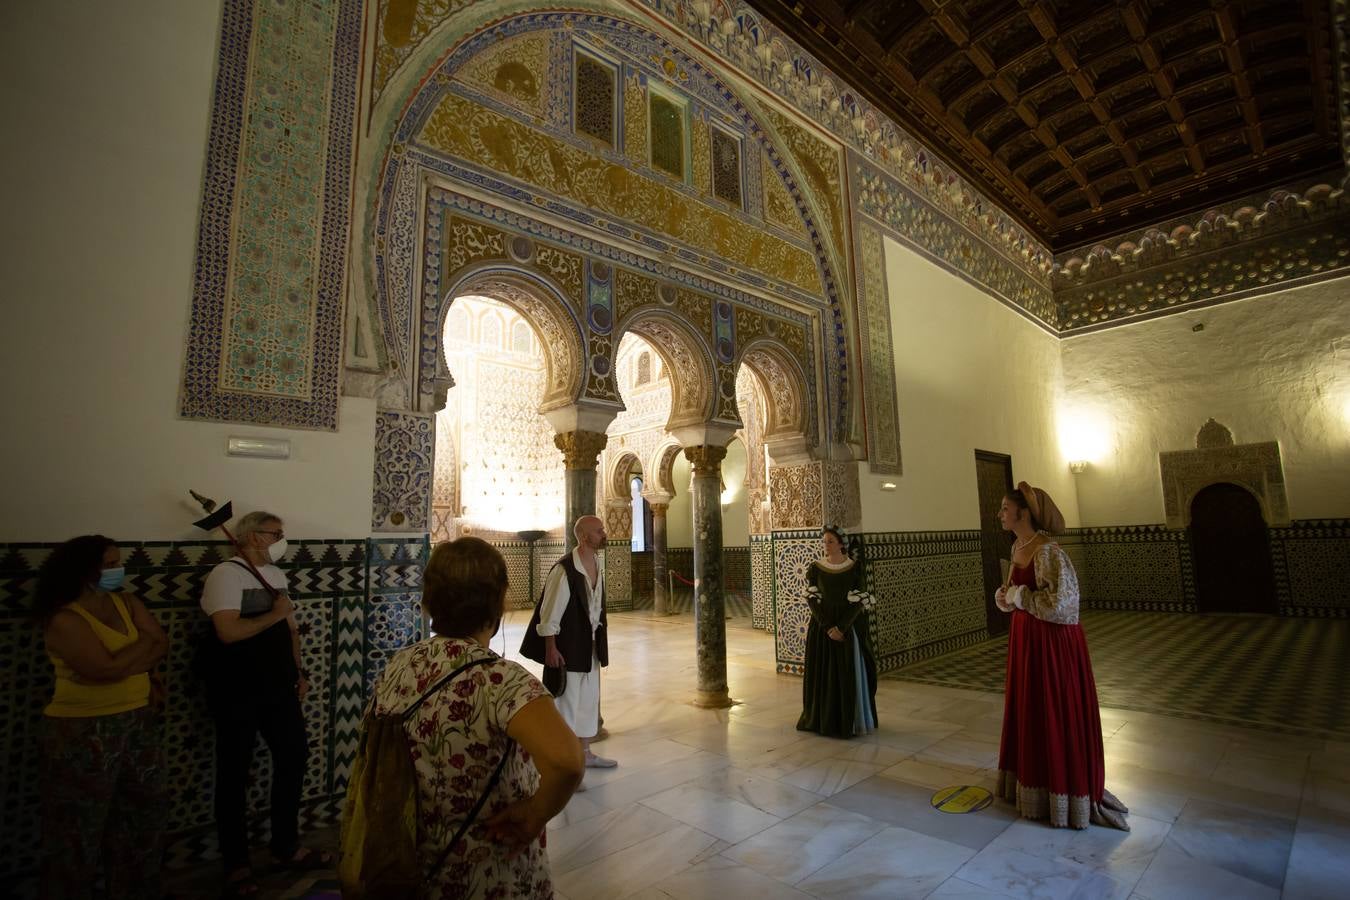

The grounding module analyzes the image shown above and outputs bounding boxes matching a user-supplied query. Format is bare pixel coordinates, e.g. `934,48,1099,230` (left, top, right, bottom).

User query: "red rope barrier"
668,569,696,587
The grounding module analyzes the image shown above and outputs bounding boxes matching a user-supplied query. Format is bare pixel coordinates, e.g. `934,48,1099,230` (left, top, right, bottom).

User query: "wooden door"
1189,483,1277,615
975,451,1014,636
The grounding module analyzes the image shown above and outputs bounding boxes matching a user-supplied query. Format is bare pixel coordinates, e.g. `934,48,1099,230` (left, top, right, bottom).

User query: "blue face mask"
97,567,126,592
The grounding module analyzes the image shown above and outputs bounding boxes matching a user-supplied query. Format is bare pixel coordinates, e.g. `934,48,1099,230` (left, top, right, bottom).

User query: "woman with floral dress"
367,537,584,898
797,526,878,738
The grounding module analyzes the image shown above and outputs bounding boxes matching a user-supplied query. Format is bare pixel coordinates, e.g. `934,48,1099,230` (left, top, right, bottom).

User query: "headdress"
1016,481,1066,534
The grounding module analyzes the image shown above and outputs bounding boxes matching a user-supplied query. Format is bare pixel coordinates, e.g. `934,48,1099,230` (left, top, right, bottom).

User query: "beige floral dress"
370,636,552,899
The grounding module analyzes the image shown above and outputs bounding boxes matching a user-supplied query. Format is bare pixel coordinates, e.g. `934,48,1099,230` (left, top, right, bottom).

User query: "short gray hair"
235,510,282,541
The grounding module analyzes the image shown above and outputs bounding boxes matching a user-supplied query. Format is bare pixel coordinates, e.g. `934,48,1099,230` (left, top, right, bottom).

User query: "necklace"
1012,534,1037,553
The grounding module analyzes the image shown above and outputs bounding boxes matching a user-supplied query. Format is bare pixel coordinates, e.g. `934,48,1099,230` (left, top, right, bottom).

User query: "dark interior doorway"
1190,482,1277,615
975,450,1014,636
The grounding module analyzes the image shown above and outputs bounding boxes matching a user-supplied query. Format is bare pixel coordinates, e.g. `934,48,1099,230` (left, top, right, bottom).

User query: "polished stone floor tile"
797,825,977,899
1131,844,1280,900
647,855,816,899
778,757,885,796
956,844,1129,900
689,765,825,818
548,803,690,875
827,774,1019,851
720,802,887,885
1282,806,1350,899
552,822,719,900
164,611,1343,899
1162,798,1295,889
640,784,782,843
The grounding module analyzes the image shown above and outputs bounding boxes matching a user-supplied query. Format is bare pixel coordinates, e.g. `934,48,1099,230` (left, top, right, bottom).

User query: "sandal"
273,846,335,872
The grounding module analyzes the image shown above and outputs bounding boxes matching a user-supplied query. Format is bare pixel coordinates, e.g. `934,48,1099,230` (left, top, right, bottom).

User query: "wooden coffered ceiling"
741,0,1341,250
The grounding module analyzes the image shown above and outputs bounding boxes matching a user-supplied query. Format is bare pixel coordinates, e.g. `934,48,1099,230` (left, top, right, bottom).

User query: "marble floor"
512,610,1348,900
164,609,1348,899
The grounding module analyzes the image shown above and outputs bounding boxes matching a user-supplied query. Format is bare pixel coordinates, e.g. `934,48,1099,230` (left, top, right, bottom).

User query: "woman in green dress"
796,526,878,738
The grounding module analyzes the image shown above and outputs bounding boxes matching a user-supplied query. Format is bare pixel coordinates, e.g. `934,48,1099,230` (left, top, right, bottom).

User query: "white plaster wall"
0,0,378,541
862,237,1077,532
1062,277,1350,525
722,437,749,546
666,454,694,546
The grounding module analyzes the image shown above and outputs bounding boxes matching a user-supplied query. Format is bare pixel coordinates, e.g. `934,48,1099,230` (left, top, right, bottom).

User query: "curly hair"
34,534,115,623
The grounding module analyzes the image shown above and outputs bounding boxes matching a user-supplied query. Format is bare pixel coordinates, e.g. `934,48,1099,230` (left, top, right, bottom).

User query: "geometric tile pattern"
1270,519,1350,617
179,0,360,428
750,535,774,632
0,537,372,882
860,531,986,673
886,610,1350,741
774,529,987,676
1061,526,1197,614
605,542,633,612
772,531,826,674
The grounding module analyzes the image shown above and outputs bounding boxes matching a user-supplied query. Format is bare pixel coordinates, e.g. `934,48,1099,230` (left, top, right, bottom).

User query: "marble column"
685,445,732,708
554,429,608,552
650,501,670,615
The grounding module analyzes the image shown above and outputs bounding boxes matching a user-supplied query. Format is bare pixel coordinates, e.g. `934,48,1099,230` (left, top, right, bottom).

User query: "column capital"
684,444,727,477
554,429,608,470
648,501,669,516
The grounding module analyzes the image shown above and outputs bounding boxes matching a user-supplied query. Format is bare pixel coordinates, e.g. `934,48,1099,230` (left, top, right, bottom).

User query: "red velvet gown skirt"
996,561,1109,829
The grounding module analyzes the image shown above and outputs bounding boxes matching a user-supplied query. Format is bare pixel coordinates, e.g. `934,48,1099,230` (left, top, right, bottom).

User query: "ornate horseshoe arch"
648,438,686,498
736,339,811,441
618,311,721,431
432,266,586,415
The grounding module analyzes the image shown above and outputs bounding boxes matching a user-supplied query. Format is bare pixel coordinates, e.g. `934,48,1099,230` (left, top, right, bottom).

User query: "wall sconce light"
1068,460,1088,475
880,482,897,491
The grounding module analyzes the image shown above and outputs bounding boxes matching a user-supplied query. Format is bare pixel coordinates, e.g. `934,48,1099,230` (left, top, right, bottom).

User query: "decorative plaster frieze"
1159,437,1288,531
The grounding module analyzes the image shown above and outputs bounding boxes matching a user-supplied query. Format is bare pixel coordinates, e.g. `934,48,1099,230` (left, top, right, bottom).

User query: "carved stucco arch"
647,438,685,499
735,338,811,441
616,311,719,431
436,267,586,414
1158,420,1288,529
606,449,643,499
364,6,850,441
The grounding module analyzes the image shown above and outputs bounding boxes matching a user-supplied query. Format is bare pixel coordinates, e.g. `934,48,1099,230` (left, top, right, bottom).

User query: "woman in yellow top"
35,534,170,900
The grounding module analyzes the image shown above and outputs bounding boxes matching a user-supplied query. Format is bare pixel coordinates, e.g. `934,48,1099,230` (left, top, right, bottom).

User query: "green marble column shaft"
686,445,731,708
651,502,670,615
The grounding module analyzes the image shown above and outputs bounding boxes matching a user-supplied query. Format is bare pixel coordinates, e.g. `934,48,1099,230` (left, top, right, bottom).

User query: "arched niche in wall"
1159,418,1289,529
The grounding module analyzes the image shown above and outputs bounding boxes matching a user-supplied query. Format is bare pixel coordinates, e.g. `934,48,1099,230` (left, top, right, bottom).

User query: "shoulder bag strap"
429,735,517,878
228,558,280,601
402,655,492,720
410,653,516,878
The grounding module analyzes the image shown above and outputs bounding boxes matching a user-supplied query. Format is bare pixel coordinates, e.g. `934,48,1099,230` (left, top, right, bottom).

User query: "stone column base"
692,689,734,709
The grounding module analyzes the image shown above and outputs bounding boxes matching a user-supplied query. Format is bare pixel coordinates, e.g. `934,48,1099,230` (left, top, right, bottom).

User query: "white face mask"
267,538,288,562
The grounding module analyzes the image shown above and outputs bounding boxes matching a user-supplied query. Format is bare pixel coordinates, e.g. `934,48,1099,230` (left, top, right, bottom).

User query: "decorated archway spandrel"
415,93,824,297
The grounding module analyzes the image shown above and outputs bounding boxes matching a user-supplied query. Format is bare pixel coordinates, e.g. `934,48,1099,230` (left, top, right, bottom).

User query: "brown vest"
518,554,608,672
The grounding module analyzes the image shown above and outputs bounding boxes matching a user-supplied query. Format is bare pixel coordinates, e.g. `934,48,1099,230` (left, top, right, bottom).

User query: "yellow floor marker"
930,785,993,814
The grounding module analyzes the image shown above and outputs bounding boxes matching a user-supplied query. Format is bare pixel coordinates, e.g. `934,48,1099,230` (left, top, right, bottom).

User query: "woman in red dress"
994,482,1129,830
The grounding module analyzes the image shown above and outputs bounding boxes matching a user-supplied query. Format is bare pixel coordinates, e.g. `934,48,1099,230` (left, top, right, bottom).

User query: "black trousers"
209,685,308,871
